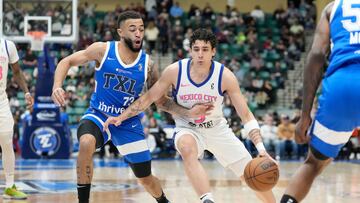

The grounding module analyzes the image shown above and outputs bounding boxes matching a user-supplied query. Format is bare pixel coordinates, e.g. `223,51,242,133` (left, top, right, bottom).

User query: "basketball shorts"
174,118,252,177
310,65,360,158
81,107,151,164
0,99,14,133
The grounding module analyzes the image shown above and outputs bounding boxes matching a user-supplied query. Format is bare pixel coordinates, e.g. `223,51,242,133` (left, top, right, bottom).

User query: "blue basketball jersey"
90,41,148,117
327,0,360,76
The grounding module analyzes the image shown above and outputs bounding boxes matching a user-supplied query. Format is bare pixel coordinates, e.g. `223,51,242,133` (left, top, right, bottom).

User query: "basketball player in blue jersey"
281,1,360,203
52,11,211,203
104,29,276,203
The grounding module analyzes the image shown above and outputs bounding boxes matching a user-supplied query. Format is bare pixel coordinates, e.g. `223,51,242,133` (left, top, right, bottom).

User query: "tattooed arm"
147,59,199,117
103,63,178,128
52,42,106,106
103,62,213,130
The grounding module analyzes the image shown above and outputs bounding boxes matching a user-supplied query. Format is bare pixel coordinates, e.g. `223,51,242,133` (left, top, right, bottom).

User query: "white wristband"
244,119,260,137
256,142,266,152
25,92,31,96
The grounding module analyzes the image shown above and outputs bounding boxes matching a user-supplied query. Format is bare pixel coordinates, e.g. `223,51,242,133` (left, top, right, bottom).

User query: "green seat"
17,92,25,100
74,107,86,115
18,99,26,106
259,71,270,79
74,100,88,108
265,62,274,69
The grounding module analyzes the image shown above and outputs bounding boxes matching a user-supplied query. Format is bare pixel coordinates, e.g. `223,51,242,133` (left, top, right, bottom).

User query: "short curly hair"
190,28,218,49
117,10,143,28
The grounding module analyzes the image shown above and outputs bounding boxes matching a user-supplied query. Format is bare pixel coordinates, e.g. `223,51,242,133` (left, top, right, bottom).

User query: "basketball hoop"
27,31,46,51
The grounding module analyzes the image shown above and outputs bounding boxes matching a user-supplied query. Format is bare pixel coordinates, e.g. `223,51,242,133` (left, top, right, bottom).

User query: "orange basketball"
244,157,279,192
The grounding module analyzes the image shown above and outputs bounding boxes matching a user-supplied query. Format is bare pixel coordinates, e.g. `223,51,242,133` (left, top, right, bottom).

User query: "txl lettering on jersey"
103,73,136,96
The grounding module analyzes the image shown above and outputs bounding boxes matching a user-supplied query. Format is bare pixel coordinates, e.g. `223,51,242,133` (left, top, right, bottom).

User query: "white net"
28,31,46,51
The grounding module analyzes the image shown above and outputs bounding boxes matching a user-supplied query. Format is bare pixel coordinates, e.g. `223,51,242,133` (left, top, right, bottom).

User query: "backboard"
0,0,77,44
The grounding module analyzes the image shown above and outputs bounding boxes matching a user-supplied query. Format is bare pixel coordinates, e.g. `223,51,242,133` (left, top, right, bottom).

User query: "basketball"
244,157,279,192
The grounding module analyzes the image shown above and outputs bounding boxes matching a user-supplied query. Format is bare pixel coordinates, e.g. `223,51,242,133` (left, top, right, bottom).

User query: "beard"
123,37,142,52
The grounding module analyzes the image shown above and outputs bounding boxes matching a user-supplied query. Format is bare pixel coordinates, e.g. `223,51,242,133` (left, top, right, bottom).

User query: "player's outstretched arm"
148,60,213,118
52,42,106,106
296,3,332,144
103,63,175,130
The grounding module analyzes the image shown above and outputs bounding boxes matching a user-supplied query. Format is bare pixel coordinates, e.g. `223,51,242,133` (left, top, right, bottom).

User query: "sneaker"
203,200,215,203
3,184,27,200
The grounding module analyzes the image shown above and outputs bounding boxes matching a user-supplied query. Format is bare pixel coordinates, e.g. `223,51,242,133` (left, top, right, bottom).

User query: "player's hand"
24,92,34,109
258,150,279,166
51,87,66,106
295,116,312,144
103,116,123,131
188,102,214,118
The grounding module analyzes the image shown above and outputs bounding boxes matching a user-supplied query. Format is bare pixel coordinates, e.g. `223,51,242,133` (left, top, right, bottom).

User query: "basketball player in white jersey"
104,29,276,203
0,38,33,199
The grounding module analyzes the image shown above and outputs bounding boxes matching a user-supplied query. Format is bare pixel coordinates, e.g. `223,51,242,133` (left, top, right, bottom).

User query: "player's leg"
175,131,213,202
76,119,104,203
113,120,170,202
129,161,170,203
0,131,27,200
207,127,275,203
281,146,331,203
282,69,360,202
0,105,27,200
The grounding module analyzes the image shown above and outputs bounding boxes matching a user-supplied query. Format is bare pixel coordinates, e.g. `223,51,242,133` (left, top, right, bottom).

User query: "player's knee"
79,134,96,152
304,151,331,174
177,137,197,159
130,161,152,178
137,175,155,187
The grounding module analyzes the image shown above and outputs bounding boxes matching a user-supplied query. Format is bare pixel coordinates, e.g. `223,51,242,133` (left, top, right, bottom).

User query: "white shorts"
0,99,14,133
174,120,252,177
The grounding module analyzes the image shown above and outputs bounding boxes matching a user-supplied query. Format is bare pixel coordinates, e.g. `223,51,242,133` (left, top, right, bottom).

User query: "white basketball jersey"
173,58,226,129
0,39,10,102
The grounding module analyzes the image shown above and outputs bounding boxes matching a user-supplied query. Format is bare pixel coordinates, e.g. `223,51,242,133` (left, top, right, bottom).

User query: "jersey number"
0,65,3,80
342,0,360,32
124,96,134,106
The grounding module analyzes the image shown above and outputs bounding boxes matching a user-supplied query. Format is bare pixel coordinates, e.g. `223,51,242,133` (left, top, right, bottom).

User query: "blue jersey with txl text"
89,41,148,117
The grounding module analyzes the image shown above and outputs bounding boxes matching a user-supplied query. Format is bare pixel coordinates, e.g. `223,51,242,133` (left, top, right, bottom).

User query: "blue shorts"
310,64,360,158
81,108,151,163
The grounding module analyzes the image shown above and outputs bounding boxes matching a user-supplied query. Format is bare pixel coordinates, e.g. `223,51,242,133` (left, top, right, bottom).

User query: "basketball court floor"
1,158,360,203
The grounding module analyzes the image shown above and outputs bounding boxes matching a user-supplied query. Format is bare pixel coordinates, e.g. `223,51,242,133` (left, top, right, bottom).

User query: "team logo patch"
30,127,61,156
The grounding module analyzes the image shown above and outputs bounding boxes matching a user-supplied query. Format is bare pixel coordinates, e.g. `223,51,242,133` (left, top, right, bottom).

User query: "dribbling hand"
51,87,66,106
258,150,279,166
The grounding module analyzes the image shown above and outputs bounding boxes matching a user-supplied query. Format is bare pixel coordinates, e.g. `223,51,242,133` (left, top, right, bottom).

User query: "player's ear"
117,28,123,39
212,48,216,57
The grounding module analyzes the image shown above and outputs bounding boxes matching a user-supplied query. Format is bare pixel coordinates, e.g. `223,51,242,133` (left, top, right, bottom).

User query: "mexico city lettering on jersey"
179,94,217,102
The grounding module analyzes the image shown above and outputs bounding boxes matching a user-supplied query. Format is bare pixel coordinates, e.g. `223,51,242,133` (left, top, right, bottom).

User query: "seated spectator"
260,114,280,159
170,2,184,19
277,114,298,159
250,5,265,22
22,49,37,69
